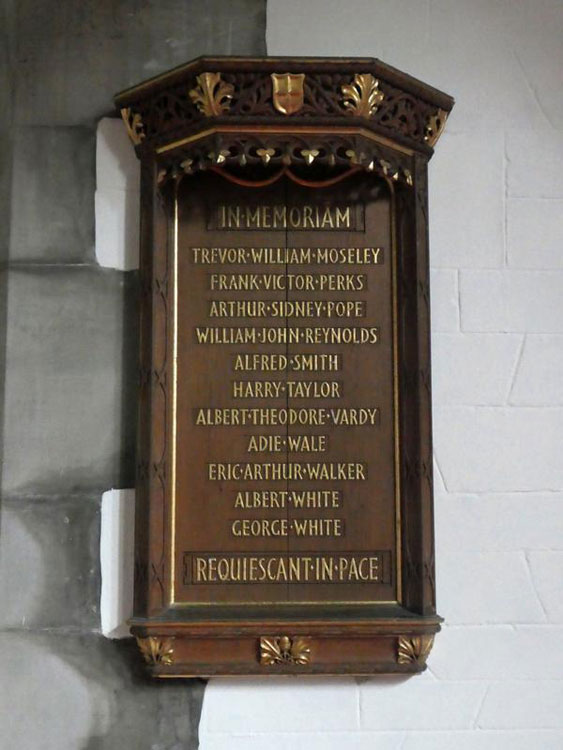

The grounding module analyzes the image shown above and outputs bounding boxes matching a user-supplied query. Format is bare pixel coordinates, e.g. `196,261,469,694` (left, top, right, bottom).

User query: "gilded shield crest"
271,73,305,115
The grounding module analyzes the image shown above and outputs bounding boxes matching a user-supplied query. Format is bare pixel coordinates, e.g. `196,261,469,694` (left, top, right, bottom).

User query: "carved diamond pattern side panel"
413,154,436,614
147,173,172,614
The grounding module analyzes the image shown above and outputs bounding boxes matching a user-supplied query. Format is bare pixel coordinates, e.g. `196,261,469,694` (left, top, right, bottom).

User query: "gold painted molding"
397,635,435,666
260,636,311,666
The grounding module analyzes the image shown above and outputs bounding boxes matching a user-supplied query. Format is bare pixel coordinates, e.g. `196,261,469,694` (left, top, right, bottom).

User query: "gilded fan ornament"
397,635,434,666
136,636,175,666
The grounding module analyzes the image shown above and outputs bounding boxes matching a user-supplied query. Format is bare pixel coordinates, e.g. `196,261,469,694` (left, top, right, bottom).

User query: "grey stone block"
0,18,15,263
0,127,13,263
0,632,205,750
14,0,267,126
2,266,137,494
10,126,95,262
0,495,101,630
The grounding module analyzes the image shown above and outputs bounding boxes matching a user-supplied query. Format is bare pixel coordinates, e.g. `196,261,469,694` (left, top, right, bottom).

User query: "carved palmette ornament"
137,636,175,666
424,108,449,147
341,73,384,118
260,636,311,665
397,635,434,666
271,73,305,115
189,72,235,116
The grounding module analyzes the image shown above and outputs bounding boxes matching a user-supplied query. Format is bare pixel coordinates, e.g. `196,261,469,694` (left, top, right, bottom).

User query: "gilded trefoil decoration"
341,74,384,118
189,72,235,116
260,636,311,665
301,148,320,165
208,149,230,165
256,147,276,165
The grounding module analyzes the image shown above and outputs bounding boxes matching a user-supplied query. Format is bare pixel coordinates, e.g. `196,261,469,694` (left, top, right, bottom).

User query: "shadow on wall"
0,0,16,559
0,628,206,750
68,639,206,750
0,496,207,748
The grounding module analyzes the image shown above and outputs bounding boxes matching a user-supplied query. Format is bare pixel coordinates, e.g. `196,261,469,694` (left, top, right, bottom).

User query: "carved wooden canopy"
115,56,453,189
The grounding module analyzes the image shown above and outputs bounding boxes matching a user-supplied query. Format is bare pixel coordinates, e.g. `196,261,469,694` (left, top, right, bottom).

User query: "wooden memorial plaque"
116,57,453,676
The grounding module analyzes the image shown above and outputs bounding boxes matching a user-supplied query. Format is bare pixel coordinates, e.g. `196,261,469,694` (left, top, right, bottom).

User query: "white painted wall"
95,118,140,271
96,118,139,639
100,489,135,638
199,1,563,748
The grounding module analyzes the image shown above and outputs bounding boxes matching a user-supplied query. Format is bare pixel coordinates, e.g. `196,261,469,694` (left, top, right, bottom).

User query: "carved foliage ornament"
341,73,384,118
120,107,145,145
137,636,175,666
260,636,311,666
189,72,234,116
397,635,434,666
424,108,449,147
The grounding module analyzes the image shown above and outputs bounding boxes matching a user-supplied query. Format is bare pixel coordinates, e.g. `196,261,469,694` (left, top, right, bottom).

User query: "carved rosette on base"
116,56,453,678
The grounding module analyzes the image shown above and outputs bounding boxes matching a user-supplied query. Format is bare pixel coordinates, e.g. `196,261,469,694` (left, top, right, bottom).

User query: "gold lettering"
227,206,240,228
191,554,382,583
215,205,358,230
286,380,341,398
207,462,367,481
336,206,351,227
232,353,341,372
190,247,381,264
230,518,343,537
231,518,289,537
273,205,286,226
246,434,328,453
303,205,314,228
196,327,378,345
233,490,341,509
247,205,260,227
232,380,285,398
321,206,334,228
291,518,344,536
195,557,207,582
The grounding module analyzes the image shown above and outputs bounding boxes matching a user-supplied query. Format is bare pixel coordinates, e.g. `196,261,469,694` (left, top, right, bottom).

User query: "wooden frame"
115,56,453,676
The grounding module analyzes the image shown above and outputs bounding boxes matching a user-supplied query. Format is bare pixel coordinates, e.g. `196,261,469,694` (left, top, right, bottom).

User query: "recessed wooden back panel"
173,173,396,606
